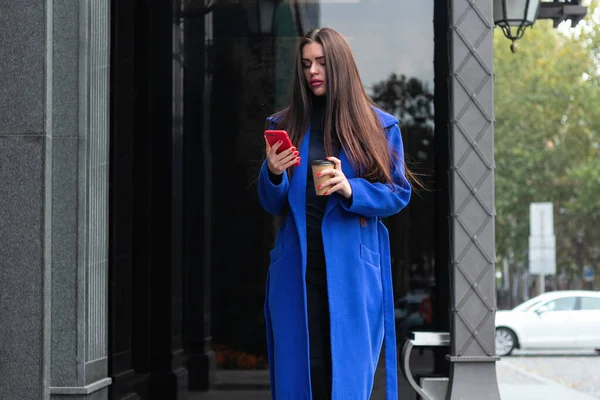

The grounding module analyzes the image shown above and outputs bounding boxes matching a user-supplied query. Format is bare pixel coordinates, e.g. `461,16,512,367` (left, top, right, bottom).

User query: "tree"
494,2,600,300
371,74,436,295
371,73,434,129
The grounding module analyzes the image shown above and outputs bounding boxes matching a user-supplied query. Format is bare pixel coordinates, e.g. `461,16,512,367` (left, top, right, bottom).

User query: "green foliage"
494,5,600,285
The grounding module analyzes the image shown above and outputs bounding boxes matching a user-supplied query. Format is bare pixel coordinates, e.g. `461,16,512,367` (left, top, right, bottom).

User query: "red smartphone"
264,130,300,166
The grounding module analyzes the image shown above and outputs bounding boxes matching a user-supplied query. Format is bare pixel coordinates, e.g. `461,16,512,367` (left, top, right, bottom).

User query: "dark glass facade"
108,0,450,397
201,0,439,372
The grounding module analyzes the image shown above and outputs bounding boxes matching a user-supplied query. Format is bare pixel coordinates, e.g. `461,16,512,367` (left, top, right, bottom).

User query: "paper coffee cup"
310,160,335,196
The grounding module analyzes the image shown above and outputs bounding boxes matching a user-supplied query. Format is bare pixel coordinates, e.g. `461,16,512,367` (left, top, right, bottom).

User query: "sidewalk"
184,361,598,400
497,360,598,400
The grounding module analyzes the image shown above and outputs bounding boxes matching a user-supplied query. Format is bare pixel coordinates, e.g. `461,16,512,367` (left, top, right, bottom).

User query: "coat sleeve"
340,124,411,218
258,159,290,215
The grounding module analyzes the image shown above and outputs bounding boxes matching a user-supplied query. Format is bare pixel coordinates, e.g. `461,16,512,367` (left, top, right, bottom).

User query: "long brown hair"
272,27,418,187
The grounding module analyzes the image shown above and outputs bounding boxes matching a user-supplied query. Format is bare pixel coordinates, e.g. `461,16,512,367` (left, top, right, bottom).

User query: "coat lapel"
288,128,310,276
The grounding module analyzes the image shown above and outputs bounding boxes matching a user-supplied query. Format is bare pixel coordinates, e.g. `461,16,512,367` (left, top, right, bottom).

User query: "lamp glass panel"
525,0,541,24
493,0,507,23
496,0,540,26
259,0,276,34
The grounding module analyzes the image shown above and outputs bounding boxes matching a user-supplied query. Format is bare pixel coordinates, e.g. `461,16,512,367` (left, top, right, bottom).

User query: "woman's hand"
318,156,352,199
265,138,300,175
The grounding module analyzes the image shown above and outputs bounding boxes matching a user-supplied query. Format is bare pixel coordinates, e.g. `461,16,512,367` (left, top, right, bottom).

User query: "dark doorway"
108,0,187,399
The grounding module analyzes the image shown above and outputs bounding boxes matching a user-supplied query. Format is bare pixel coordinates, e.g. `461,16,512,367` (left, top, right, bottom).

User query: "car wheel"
495,328,516,357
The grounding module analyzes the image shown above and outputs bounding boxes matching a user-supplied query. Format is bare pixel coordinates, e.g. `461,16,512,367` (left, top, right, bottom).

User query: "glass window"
314,0,435,296
514,296,546,311
203,0,435,377
541,297,577,312
580,297,600,311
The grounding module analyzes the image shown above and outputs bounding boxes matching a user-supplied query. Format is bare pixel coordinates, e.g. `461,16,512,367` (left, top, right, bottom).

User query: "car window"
579,297,600,311
514,297,545,311
541,297,577,312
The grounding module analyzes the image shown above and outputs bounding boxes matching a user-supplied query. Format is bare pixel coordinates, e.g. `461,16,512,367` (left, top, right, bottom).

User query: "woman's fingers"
315,162,350,197
269,145,295,162
265,141,298,175
278,149,298,164
270,141,282,154
318,176,344,189
326,156,342,170
282,156,300,170
270,152,299,174
316,168,336,177
325,182,344,194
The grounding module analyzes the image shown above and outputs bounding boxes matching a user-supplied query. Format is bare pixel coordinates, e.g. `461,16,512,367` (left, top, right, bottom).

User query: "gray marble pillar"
0,1,111,399
446,0,501,399
49,0,111,399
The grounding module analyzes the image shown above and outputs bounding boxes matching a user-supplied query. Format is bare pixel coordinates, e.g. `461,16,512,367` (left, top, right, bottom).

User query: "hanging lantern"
493,0,541,53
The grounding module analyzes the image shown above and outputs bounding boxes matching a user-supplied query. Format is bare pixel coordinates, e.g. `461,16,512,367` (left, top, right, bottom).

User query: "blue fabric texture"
259,107,411,399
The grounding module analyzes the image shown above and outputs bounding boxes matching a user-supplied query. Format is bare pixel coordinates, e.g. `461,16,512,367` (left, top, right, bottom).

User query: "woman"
258,28,414,400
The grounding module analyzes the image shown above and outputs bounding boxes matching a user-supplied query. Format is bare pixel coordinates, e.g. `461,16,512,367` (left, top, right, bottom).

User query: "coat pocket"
360,244,381,269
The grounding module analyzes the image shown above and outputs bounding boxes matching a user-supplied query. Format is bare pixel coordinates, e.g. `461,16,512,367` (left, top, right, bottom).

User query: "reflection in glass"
196,2,436,383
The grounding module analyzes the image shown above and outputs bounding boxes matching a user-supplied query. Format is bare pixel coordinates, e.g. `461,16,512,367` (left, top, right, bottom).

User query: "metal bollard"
400,332,450,400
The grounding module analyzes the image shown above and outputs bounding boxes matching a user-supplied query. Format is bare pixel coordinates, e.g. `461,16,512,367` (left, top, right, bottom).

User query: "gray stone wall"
0,1,111,399
0,1,53,399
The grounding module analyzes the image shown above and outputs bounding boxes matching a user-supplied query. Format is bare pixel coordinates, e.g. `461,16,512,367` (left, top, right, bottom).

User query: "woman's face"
301,42,326,96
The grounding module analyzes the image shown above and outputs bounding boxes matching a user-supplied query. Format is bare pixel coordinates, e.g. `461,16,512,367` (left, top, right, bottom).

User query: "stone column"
48,1,111,399
446,0,501,399
0,1,111,399
48,0,111,399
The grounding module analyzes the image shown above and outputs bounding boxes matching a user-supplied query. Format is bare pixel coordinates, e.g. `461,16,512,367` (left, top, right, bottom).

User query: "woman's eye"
302,64,310,69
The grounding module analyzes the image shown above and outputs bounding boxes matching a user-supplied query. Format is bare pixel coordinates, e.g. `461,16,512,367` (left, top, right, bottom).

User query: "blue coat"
259,108,411,399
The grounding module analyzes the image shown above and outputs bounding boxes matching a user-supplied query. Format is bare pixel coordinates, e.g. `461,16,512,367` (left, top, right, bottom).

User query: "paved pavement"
185,352,600,400
497,359,599,400
501,351,600,399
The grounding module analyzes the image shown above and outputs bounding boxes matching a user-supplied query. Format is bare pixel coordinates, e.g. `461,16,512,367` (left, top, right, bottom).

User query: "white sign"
528,236,556,275
530,203,554,236
529,202,556,275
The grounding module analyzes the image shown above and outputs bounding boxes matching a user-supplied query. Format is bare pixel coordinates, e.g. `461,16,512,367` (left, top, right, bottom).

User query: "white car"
495,290,600,356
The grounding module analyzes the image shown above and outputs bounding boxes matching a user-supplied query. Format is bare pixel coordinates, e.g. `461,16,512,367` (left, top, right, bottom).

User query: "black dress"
266,98,339,398
305,96,340,400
